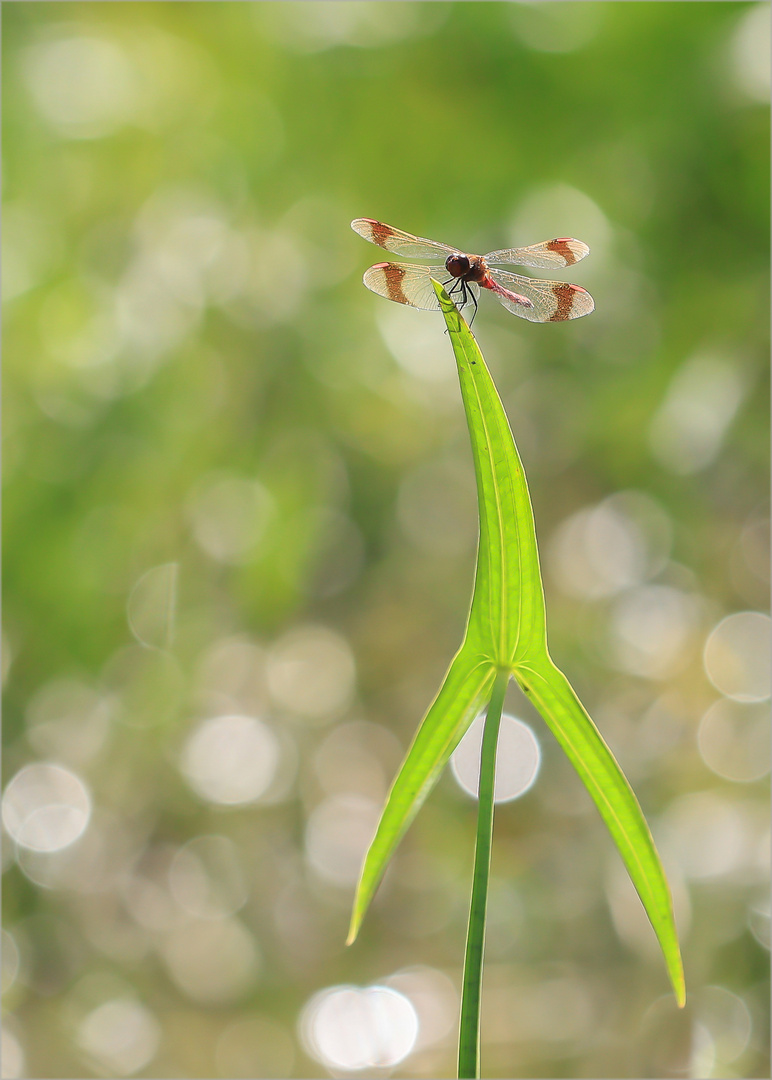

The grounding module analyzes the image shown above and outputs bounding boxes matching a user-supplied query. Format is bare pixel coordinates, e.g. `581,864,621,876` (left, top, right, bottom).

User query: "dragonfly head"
445,253,471,278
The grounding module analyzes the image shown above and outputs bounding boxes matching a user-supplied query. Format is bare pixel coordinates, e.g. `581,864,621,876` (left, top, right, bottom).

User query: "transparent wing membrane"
352,219,458,261
363,263,479,311
485,268,594,322
484,238,590,269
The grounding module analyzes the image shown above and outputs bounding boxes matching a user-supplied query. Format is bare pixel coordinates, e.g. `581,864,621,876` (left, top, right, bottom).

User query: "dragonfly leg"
445,277,469,310
442,277,477,327
465,283,479,326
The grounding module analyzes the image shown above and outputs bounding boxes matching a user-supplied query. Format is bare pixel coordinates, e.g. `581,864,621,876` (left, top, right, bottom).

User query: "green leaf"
347,646,496,944
443,286,546,667
348,278,684,1010
514,653,686,1006
433,279,684,1007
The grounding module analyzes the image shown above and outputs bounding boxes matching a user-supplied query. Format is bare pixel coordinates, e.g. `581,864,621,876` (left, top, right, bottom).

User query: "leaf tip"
430,277,457,317
346,912,360,947
669,955,686,1008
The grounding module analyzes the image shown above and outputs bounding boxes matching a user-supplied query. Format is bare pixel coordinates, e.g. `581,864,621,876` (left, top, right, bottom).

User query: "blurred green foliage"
2,3,769,1078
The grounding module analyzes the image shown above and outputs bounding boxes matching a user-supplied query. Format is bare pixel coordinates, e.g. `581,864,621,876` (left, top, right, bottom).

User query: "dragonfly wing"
485,238,590,269
486,268,594,322
352,219,457,261
363,263,479,311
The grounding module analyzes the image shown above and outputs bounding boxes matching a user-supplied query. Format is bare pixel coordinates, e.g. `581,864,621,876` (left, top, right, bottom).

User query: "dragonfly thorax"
445,253,487,281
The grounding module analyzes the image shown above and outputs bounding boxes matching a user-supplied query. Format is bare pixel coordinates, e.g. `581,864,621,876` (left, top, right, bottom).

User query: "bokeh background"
2,3,769,1078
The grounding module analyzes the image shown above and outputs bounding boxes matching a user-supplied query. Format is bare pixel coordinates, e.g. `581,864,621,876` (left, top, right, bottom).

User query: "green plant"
348,280,684,1078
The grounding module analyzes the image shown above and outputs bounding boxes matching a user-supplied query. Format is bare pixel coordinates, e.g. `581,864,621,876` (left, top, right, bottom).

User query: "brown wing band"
369,221,394,247
547,239,578,266
381,263,409,305
550,283,583,321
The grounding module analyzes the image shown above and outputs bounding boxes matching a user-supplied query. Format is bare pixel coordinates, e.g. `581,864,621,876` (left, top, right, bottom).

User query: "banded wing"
352,218,459,262
363,262,479,311
486,268,594,322
485,238,590,269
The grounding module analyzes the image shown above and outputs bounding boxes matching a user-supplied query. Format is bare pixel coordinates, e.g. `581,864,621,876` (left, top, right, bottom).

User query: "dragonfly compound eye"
445,254,471,277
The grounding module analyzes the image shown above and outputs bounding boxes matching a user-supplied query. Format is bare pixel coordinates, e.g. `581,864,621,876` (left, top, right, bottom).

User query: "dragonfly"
351,218,594,324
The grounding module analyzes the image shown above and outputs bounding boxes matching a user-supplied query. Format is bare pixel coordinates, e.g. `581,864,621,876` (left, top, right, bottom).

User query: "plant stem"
458,667,510,1079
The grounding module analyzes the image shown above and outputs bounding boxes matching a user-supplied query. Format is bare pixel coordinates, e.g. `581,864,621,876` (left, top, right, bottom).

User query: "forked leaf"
348,279,684,1009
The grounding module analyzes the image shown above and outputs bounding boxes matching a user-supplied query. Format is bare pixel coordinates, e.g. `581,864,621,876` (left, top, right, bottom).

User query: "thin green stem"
458,667,510,1079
